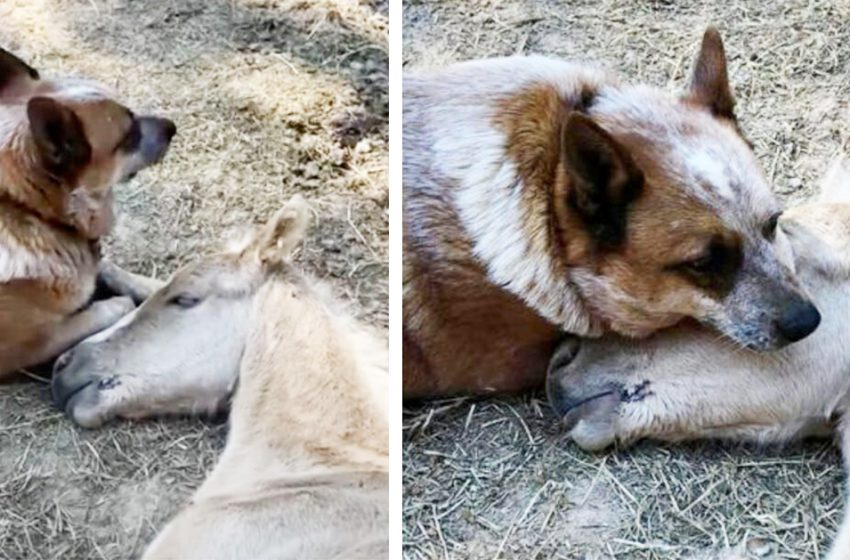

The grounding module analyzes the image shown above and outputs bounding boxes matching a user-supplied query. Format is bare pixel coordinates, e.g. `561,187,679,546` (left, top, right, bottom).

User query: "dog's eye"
762,212,782,240
670,237,742,293
168,294,202,309
683,254,715,275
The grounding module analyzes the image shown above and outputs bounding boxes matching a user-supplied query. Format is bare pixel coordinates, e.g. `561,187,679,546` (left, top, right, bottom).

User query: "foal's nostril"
776,301,821,343
53,349,74,374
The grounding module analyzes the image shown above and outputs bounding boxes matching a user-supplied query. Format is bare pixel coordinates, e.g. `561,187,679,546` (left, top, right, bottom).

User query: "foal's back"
144,272,389,560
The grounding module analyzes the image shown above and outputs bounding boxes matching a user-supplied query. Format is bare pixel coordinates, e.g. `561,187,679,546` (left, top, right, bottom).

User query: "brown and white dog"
403,28,820,398
546,157,850,559
0,47,175,379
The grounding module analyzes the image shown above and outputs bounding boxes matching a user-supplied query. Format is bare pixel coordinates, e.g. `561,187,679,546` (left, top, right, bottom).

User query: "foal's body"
52,197,389,559
144,278,388,559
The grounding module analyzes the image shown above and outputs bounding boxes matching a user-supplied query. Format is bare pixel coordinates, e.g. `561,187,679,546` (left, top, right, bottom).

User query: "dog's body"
547,157,850,559
403,29,820,398
0,48,174,378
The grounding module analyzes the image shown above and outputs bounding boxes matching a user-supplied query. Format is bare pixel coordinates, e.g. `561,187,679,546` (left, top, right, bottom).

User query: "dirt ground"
403,1,850,559
0,1,387,558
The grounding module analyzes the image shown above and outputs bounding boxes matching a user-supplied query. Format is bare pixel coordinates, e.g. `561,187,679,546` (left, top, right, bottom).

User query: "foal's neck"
229,276,388,478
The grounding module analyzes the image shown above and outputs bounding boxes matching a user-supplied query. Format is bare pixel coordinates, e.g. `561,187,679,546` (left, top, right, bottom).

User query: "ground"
403,1,850,559
0,1,387,558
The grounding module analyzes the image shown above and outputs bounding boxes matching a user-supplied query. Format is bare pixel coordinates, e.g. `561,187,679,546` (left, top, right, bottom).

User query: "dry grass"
403,1,850,558
0,0,387,558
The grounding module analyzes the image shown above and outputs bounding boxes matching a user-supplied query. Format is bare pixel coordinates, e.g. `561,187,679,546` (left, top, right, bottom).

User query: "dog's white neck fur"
419,56,611,334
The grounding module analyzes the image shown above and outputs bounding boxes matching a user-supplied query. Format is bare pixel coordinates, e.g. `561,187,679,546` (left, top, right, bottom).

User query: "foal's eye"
762,212,782,240
169,294,202,309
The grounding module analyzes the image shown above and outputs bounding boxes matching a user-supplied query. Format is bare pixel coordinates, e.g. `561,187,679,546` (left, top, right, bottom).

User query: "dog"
546,156,850,559
0,47,175,379
403,27,820,398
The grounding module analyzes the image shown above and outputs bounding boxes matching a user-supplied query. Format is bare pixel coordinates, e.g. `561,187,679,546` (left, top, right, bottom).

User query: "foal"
52,195,389,559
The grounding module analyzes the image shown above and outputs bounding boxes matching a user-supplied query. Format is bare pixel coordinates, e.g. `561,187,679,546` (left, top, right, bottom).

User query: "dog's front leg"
826,417,850,560
97,260,165,304
22,296,135,371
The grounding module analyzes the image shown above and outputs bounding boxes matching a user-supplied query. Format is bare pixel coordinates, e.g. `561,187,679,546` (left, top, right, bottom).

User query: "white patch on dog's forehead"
685,151,734,200
51,77,113,102
594,86,776,226
677,137,777,228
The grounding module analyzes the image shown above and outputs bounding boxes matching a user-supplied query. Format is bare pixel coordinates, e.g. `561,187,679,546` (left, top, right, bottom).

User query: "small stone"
746,537,772,557
304,161,321,178
354,139,372,154
788,177,803,189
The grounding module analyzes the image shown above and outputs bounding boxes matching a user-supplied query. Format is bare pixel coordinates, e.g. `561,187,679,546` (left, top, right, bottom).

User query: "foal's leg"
827,417,850,560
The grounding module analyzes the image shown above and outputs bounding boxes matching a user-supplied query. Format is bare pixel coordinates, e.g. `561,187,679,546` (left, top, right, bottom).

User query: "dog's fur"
403,28,820,398
547,157,850,559
0,47,175,378
51,197,389,559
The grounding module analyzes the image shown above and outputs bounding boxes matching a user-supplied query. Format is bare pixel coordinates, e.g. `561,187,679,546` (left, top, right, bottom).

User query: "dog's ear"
562,113,643,248
685,27,736,120
0,47,39,97
257,195,311,264
27,97,92,178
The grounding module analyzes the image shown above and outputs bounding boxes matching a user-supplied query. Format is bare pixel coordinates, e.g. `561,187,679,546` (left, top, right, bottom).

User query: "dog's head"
558,28,818,350
0,48,175,239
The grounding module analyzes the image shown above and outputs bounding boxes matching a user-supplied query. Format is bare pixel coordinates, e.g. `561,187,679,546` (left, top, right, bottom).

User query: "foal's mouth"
52,378,94,412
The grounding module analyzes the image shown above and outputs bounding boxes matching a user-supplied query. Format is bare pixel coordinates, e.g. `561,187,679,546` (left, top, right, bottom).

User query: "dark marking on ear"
686,26,736,121
574,85,597,113
561,112,644,249
0,47,39,92
27,97,92,180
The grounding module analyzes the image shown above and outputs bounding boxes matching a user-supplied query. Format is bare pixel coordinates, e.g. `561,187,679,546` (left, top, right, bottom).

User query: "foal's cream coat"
548,158,850,559
52,197,388,559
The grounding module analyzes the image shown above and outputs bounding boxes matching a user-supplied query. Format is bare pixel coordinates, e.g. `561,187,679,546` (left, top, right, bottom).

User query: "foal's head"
52,196,311,428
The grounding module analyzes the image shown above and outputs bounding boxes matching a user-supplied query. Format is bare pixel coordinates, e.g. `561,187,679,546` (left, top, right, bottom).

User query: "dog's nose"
776,300,821,343
162,119,177,141
54,348,75,374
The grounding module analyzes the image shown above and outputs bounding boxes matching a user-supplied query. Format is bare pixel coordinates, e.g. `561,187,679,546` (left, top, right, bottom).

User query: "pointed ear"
562,112,644,248
0,47,39,97
685,27,736,120
817,155,850,204
258,195,311,264
27,97,92,178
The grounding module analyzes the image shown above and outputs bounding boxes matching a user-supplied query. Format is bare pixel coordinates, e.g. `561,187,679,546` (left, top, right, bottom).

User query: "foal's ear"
818,155,850,204
258,195,311,264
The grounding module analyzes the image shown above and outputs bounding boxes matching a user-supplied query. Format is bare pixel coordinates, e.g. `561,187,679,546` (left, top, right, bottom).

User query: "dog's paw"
96,261,132,296
88,295,135,326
